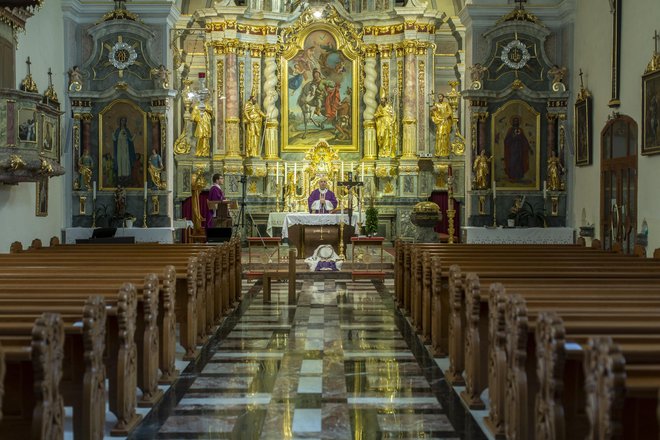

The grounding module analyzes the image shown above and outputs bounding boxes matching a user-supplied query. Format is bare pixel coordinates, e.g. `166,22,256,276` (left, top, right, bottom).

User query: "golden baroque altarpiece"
170,3,467,239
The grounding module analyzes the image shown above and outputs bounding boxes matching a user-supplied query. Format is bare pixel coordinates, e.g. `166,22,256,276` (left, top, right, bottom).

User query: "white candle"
294,162,297,183
543,181,547,200
341,161,345,179
92,181,96,200
276,162,280,182
351,162,354,174
284,162,288,185
361,162,365,181
144,181,147,200
492,183,496,199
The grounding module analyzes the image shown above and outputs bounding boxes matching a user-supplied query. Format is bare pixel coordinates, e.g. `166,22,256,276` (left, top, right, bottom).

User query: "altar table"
277,213,357,258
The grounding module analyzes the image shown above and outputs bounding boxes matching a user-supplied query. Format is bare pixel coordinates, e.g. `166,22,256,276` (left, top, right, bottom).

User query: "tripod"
234,176,248,241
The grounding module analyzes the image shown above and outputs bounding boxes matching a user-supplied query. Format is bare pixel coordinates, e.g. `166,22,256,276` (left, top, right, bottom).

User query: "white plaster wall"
572,0,660,253
0,0,65,253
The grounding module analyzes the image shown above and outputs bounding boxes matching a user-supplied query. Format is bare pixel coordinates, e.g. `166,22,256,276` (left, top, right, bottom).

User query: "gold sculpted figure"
430,94,453,157
546,150,565,191
374,94,397,158
473,149,492,190
148,148,166,190
243,95,267,157
78,147,94,190
191,102,212,157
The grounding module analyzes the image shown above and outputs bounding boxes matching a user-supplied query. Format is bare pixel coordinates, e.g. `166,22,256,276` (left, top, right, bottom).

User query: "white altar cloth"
266,212,303,237
64,227,175,244
280,213,358,239
461,226,575,244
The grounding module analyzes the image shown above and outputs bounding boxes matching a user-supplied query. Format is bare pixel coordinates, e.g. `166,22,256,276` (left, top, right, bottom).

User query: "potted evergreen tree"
364,206,379,236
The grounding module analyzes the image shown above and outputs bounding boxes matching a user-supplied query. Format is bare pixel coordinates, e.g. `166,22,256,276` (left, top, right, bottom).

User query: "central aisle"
131,278,486,439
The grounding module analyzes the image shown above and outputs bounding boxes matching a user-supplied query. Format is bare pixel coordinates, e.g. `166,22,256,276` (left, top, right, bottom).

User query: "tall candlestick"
276,162,280,181
341,161,345,179
294,162,297,183
361,162,365,181
285,163,288,185
351,162,354,173
543,180,547,200
92,181,96,200
143,181,147,200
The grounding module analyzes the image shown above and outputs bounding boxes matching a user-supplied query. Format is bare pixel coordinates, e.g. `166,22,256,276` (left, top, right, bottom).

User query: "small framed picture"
642,68,660,155
36,177,48,217
574,91,592,166
18,108,38,143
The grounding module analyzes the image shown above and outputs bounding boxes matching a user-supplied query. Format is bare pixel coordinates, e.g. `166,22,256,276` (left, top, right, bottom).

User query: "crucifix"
578,68,584,90
515,0,526,9
608,0,622,108
337,172,364,228
25,56,32,76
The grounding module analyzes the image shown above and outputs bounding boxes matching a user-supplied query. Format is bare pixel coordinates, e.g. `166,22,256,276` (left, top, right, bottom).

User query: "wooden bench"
0,313,66,439
0,299,108,440
262,248,297,304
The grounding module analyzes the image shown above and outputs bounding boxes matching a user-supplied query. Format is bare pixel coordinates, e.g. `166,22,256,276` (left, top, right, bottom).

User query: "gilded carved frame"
491,99,541,191
574,90,592,166
281,22,360,152
642,67,660,155
98,99,148,190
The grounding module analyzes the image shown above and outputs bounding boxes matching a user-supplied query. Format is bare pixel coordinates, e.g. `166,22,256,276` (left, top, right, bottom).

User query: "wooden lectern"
207,200,233,228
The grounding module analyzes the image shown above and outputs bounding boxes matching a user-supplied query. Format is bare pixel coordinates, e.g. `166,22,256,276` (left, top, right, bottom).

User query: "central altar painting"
282,24,360,152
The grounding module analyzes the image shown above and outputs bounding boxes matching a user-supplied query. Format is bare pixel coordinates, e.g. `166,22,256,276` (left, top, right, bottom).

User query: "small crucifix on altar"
337,172,364,228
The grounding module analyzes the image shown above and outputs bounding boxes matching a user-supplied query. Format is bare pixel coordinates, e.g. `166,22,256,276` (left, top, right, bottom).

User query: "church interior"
1,0,660,438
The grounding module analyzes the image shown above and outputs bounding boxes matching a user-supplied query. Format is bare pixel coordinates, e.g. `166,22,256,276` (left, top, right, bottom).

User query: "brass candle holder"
143,198,148,228
447,176,456,244
276,182,281,213
338,199,345,259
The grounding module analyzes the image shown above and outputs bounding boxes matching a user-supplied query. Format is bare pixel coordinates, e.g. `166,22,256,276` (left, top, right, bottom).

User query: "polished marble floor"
128,278,486,439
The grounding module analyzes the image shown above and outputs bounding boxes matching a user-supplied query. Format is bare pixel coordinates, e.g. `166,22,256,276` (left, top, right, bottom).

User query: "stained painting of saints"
283,28,359,151
99,100,147,189
491,100,540,190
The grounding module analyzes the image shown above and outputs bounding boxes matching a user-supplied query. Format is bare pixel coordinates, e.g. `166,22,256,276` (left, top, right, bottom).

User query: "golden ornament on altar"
410,201,442,227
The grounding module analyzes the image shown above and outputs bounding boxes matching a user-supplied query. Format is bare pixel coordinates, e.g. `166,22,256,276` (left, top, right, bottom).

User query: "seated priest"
206,173,225,228
308,176,337,213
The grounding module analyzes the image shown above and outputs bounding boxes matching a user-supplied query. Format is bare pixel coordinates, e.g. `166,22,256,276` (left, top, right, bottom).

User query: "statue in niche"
430,94,453,157
546,149,565,191
374,93,397,158
191,102,213,157
243,95,267,157
150,65,170,89
148,148,166,190
78,147,94,190
472,149,492,190
68,65,83,92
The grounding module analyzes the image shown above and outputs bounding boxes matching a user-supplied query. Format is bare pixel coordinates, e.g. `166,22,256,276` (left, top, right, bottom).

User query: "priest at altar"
308,177,337,213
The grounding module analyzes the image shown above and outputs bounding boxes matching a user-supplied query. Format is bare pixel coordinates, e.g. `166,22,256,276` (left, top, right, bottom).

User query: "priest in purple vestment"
308,177,337,213
206,173,225,228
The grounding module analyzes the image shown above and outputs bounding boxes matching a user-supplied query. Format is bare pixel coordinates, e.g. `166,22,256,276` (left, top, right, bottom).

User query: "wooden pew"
0,276,164,407
0,284,141,436
535,313,660,440
0,297,107,439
